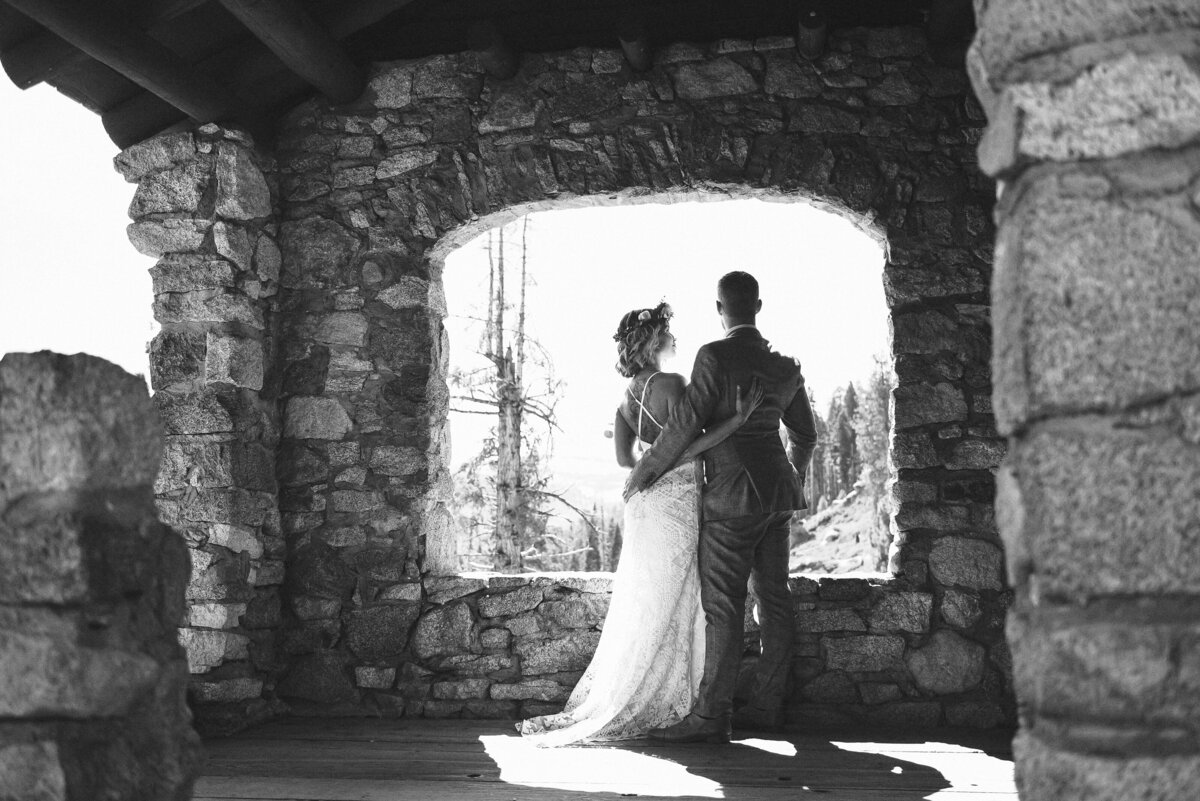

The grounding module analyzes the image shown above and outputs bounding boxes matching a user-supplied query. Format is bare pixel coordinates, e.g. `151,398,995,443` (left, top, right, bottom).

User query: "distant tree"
606,514,623,571
823,388,859,500
836,383,860,491
805,387,828,512
852,355,896,571
584,503,603,571
823,391,843,498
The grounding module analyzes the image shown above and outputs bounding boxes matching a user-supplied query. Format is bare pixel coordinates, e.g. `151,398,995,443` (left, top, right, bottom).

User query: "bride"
518,302,761,746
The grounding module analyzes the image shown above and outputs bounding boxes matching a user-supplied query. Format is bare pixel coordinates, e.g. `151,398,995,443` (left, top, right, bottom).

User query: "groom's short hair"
718,271,759,317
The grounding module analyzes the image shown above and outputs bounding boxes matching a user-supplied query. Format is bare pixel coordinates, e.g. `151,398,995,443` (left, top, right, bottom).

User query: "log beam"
102,45,300,148
468,21,518,80
617,16,652,72
2,30,82,89
0,0,208,90
796,7,828,61
217,0,364,103
2,0,241,123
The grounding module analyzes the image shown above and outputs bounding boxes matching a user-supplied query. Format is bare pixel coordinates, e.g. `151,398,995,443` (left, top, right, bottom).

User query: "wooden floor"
196,718,1018,801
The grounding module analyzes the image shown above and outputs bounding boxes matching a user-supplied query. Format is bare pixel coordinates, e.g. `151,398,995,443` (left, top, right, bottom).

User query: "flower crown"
613,301,672,342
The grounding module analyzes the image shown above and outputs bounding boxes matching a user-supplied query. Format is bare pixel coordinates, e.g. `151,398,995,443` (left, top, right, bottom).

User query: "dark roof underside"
0,0,972,149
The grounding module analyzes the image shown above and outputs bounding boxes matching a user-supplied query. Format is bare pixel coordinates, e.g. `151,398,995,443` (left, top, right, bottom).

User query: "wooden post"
796,7,828,61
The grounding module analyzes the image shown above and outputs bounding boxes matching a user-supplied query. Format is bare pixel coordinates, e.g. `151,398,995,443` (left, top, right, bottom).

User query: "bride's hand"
735,378,764,422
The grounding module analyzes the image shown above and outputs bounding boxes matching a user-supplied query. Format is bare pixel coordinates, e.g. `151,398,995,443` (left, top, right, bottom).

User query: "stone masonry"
972,0,1200,798
0,353,201,800
119,27,1011,729
117,124,285,733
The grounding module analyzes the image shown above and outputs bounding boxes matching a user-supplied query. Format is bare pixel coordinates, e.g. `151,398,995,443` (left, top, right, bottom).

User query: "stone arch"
261,31,1007,725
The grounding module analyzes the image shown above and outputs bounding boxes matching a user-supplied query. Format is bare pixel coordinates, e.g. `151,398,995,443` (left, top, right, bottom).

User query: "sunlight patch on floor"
831,740,1017,798
480,735,724,797
734,737,798,757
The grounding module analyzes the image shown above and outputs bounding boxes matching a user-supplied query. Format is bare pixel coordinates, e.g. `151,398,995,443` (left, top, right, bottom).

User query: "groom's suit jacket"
634,326,818,522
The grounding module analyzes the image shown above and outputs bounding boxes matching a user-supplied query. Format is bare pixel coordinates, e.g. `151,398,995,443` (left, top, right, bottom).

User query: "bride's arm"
675,379,764,462
613,409,638,468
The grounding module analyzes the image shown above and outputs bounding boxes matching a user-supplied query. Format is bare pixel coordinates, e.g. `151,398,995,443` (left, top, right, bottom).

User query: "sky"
0,80,888,511
0,79,157,377
444,200,887,508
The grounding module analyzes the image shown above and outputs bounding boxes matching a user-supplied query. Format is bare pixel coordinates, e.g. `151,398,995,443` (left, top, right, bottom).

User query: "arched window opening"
441,197,891,575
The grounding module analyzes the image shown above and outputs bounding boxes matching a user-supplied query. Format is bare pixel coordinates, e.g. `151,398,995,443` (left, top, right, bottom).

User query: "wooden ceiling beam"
314,0,423,39
0,0,415,94
0,0,208,90
101,0,425,147
2,0,243,124
2,30,81,89
102,43,297,148
217,0,364,103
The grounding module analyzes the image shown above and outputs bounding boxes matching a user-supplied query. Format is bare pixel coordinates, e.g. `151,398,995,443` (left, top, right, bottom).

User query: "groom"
624,270,817,743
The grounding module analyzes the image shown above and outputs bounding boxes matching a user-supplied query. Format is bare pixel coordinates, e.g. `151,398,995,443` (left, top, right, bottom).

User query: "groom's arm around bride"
622,321,816,516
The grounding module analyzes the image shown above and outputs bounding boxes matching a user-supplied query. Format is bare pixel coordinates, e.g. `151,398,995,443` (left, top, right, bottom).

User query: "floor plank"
194,777,1019,801
197,718,1018,801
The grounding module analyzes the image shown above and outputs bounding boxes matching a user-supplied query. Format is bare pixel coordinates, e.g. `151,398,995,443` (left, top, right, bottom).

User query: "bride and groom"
519,270,818,746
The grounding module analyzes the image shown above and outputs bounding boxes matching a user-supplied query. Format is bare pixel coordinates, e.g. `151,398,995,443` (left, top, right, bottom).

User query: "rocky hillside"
789,489,889,574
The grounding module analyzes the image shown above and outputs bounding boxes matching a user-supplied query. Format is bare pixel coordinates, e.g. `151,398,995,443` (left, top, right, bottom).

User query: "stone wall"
118,124,285,733
354,570,1005,726
0,353,200,800
973,0,1200,797
253,27,1011,726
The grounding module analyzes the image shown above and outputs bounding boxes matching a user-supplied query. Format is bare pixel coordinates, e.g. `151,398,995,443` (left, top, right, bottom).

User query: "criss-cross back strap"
627,372,663,452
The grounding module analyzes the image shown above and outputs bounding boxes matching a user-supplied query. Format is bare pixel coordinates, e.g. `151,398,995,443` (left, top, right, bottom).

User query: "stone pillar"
0,353,201,801
972,1,1200,798
117,124,283,732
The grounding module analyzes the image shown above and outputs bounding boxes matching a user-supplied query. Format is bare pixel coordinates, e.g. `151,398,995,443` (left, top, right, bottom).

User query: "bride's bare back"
613,370,687,467
614,370,764,471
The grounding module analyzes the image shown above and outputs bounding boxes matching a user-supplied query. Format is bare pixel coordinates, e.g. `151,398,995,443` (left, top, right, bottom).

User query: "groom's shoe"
732,704,784,734
648,712,732,744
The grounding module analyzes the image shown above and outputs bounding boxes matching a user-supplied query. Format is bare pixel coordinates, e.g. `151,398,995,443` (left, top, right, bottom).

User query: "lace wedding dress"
518,458,706,746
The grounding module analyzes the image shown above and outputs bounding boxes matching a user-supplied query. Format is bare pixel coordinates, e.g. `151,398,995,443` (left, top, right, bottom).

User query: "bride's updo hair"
614,301,672,377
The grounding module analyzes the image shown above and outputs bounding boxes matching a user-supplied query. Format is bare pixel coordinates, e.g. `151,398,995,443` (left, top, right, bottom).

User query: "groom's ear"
755,299,763,313
715,300,724,315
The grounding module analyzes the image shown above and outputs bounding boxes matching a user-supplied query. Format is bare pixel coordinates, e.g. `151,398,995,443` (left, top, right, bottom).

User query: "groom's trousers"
694,510,795,720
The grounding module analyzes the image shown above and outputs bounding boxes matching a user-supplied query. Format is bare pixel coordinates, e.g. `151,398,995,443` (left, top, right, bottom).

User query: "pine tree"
851,355,896,571
837,383,860,492
806,387,828,511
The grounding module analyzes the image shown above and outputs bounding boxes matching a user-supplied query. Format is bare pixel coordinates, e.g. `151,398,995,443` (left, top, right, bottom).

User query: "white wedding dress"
518,457,706,746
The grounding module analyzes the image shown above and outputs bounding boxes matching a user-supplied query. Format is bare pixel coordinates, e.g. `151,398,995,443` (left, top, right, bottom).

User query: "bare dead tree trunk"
495,348,523,569
487,227,522,569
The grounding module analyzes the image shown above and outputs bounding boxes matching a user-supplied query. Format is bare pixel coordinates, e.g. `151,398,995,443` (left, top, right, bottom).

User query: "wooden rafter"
2,0,243,124
217,0,363,103
0,0,208,90
2,0,423,147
